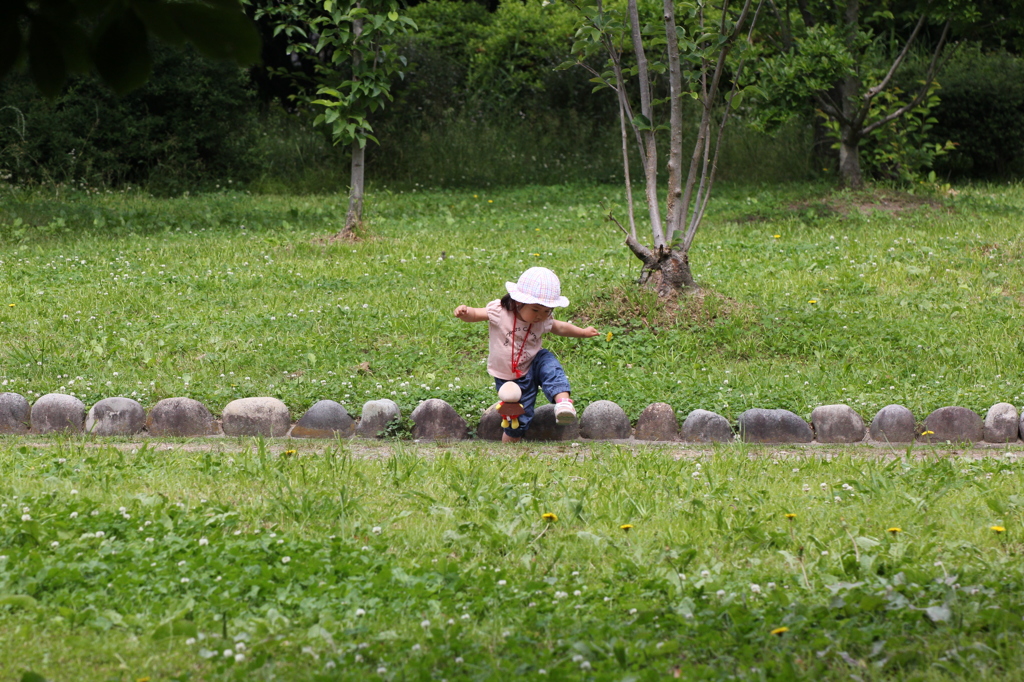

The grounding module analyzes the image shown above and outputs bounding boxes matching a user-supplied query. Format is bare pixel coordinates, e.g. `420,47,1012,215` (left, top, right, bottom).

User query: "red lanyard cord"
510,313,533,378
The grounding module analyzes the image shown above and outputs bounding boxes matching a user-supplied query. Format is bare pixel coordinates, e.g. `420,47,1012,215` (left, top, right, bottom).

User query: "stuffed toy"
496,381,525,430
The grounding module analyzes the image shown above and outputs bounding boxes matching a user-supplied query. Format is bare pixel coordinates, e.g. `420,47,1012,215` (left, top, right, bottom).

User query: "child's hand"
581,327,599,337
454,305,470,319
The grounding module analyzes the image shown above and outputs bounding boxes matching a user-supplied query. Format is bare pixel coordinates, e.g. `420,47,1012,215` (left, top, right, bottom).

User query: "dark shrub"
0,45,260,194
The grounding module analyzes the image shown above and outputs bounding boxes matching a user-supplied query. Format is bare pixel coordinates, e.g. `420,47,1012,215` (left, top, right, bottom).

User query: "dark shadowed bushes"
0,46,260,195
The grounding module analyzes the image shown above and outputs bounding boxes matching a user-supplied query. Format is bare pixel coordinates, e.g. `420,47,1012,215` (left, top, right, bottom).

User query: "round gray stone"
357,399,402,438
0,392,31,434
410,398,467,441
921,406,983,443
869,404,916,443
523,404,580,442
222,397,291,437
477,406,504,441
984,403,1019,443
810,404,866,443
147,397,220,437
86,397,146,436
634,402,679,441
680,409,733,442
737,408,812,443
580,400,631,440
31,393,86,434
291,400,355,438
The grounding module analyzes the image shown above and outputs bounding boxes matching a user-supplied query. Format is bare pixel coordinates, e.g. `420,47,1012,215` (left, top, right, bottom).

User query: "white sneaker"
555,399,577,425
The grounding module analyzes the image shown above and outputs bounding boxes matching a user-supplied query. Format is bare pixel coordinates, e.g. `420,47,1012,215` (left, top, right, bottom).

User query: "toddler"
454,267,598,443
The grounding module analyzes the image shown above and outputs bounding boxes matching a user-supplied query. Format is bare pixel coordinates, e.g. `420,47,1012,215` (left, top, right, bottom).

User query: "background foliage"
0,1,1022,194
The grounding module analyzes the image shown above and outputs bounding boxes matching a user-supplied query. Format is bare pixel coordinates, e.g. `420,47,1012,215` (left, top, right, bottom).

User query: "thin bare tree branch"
864,14,927,101
860,19,951,136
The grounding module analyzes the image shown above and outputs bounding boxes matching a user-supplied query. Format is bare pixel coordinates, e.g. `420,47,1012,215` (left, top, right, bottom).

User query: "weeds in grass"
0,182,1023,429
1,443,1023,679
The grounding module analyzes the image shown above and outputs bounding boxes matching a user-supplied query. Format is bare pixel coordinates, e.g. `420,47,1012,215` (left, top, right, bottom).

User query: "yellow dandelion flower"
785,513,797,520
991,525,1006,534
773,235,781,239
488,200,493,203
283,449,297,457
620,524,633,532
808,300,817,304
770,626,789,636
7,304,13,307
473,194,478,198
887,527,901,535
533,253,540,256
606,332,613,342
542,512,558,523
921,430,934,436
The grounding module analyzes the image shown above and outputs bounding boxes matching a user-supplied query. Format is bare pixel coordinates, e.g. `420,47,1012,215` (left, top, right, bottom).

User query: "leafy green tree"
254,0,415,236
1,0,260,96
748,0,1018,188
562,0,760,295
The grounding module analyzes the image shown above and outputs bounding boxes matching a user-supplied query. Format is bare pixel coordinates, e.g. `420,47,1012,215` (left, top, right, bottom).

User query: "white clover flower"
497,579,507,586
234,653,245,663
750,583,761,594
716,589,726,597
20,514,31,522
281,556,291,564
555,591,568,599
455,656,464,664
820,482,828,490
185,638,197,645
223,649,234,658
145,537,154,543
376,666,386,674
199,538,208,546
372,526,382,535
629,608,638,615
355,608,366,617
580,661,592,670
701,570,710,578
69,512,78,519
461,614,470,620
572,654,584,663
181,578,190,584
420,619,431,628
234,642,246,652
178,560,186,566
50,541,59,548
411,644,421,652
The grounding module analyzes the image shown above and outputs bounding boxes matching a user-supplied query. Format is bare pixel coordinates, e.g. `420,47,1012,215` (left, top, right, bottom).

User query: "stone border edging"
0,392,1021,445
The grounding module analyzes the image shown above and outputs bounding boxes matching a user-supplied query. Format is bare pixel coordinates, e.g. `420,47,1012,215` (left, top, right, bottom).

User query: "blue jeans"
493,348,572,438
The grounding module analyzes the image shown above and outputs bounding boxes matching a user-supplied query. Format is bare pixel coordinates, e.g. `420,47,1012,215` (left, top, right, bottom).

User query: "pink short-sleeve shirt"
486,299,555,380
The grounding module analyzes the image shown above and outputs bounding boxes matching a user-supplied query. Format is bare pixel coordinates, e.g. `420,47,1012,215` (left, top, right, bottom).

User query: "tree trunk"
838,131,862,190
625,234,697,297
343,140,365,235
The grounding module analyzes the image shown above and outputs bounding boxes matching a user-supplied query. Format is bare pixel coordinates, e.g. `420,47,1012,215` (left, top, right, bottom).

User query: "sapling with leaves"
746,0,1001,188
254,0,416,237
560,0,762,296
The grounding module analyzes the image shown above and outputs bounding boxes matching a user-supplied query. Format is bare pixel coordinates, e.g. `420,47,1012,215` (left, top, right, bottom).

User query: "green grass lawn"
1,182,1023,428
0,441,1023,681
2,182,1024,679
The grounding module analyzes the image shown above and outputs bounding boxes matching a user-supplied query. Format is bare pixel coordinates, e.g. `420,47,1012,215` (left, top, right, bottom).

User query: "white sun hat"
505,267,569,307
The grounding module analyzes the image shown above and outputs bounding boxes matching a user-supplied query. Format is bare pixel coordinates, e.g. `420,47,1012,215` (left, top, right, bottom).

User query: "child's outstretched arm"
453,305,488,322
551,320,599,338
